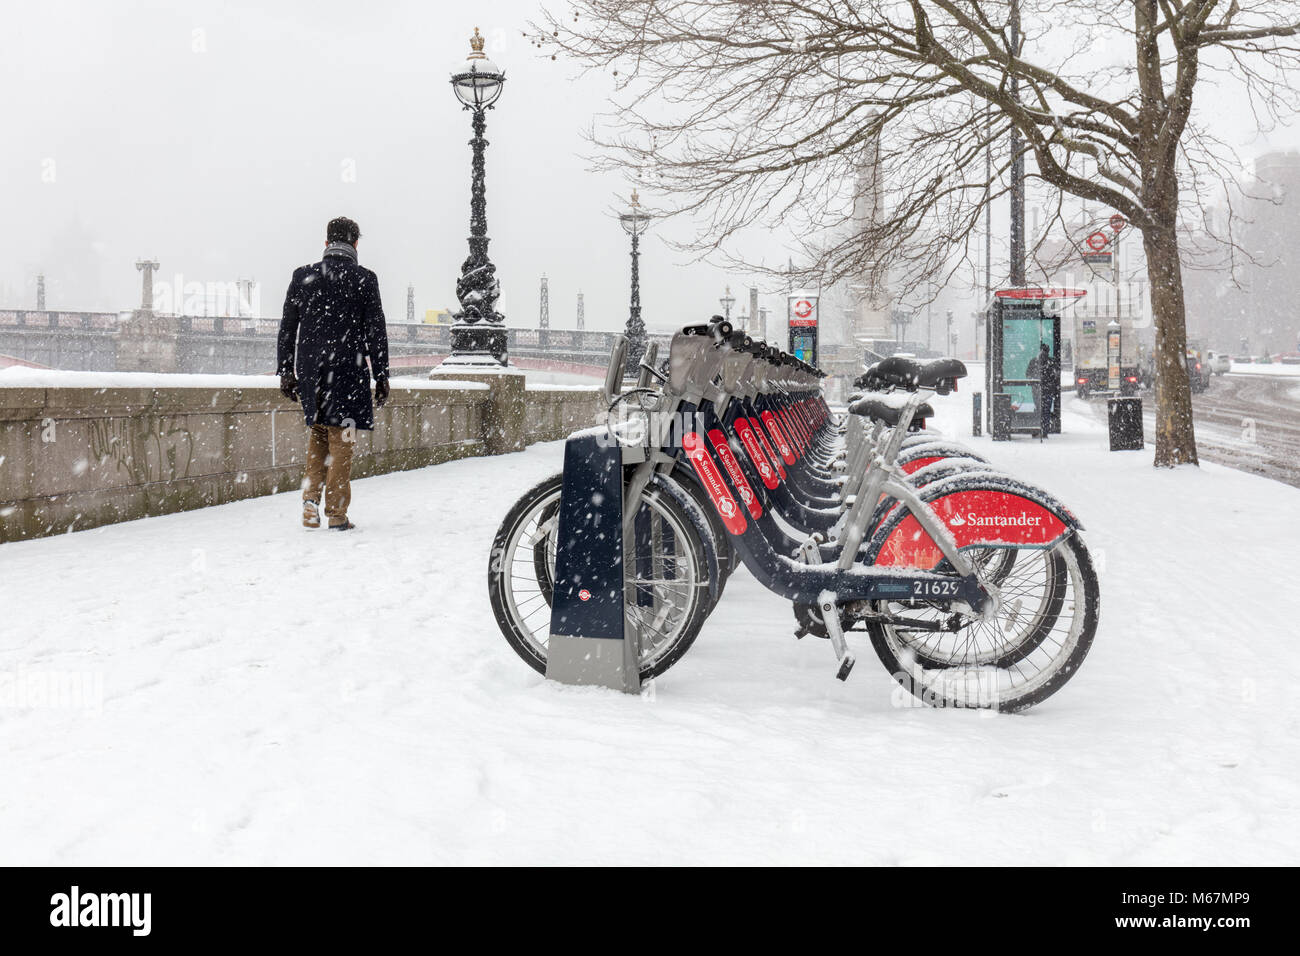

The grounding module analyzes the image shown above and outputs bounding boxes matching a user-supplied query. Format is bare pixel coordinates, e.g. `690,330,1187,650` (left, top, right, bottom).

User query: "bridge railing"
0,310,121,330
1,309,676,368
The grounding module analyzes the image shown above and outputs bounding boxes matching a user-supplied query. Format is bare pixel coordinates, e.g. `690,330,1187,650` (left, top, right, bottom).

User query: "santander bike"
489,318,1098,712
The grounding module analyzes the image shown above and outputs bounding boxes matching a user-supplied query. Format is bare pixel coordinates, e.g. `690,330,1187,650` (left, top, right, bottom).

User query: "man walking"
277,217,390,531
1026,342,1058,439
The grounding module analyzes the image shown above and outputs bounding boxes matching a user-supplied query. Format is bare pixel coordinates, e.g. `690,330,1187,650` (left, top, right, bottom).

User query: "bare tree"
535,0,1300,467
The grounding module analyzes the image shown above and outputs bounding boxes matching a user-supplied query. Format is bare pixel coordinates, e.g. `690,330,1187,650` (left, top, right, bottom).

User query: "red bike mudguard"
900,455,943,476
865,474,1083,569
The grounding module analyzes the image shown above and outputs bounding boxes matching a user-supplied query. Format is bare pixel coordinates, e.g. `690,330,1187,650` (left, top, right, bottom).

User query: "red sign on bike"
761,411,796,465
734,418,779,489
682,432,748,535
708,429,763,519
749,417,786,480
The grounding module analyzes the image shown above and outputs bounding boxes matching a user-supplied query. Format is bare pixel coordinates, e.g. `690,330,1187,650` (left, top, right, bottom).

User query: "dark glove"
279,371,299,402
374,374,390,408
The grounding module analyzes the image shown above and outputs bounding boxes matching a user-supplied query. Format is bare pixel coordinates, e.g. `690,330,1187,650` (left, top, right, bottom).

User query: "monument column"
117,258,180,372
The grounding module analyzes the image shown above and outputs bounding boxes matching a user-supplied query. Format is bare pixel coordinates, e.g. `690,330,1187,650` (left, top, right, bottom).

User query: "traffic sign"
1086,231,1109,251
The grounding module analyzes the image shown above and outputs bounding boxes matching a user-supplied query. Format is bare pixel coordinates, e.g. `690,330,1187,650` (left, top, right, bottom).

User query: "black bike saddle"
871,355,922,388
848,395,934,427
917,358,968,394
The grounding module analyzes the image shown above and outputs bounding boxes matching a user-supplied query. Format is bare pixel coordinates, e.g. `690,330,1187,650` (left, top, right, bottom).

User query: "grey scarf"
323,241,358,263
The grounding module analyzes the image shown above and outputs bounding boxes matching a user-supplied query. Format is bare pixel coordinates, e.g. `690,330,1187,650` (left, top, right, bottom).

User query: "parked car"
1187,352,1211,392
1233,355,1254,364
1276,351,1300,365
1205,350,1231,375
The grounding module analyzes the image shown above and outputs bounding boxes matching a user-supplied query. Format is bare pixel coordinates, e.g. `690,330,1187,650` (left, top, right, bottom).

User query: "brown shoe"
302,499,321,529
328,519,356,531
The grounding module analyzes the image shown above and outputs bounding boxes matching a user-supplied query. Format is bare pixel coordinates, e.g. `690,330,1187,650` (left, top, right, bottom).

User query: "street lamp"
447,28,507,365
890,307,912,345
719,285,736,322
618,188,651,374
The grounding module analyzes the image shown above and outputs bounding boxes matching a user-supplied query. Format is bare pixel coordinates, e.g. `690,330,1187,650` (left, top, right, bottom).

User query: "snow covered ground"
519,368,605,387
1228,362,1300,377
1,390,1298,864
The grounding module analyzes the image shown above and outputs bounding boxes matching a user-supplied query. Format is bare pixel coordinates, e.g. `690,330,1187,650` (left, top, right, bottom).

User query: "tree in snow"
535,0,1300,466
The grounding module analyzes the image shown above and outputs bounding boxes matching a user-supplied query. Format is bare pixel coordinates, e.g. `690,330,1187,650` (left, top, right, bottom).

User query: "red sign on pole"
1110,213,1127,233
1086,231,1109,251
789,296,817,327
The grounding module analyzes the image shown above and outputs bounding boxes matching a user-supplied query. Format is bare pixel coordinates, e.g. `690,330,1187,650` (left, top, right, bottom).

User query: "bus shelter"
985,288,1084,438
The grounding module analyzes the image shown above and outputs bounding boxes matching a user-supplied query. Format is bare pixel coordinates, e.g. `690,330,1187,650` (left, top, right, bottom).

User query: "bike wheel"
488,473,711,680
867,533,1098,712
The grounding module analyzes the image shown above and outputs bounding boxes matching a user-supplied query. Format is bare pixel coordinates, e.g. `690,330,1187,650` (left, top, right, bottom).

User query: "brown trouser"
302,425,355,523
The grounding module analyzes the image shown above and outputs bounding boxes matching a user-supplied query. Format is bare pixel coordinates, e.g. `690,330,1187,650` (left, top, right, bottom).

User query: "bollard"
991,392,1012,441
972,392,983,437
1107,397,1144,451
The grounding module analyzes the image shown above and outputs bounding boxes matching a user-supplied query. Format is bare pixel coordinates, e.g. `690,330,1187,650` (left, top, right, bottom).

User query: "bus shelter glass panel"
1001,316,1056,430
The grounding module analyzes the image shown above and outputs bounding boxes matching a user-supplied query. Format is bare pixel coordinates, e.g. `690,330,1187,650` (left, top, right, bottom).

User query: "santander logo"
949,511,1042,528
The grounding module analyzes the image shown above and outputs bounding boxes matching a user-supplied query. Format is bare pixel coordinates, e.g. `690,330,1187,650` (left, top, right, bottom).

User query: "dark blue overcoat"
277,250,389,430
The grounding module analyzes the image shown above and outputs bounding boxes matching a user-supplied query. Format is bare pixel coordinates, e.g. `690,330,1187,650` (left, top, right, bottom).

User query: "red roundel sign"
1085,231,1109,251
793,299,813,319
578,589,591,602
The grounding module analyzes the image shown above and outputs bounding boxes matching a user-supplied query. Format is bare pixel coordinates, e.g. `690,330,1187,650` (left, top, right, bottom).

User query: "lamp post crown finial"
630,188,640,208
469,27,485,58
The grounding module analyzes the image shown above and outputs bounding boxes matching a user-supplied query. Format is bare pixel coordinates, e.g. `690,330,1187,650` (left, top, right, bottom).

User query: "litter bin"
1107,397,1144,451
991,392,1012,441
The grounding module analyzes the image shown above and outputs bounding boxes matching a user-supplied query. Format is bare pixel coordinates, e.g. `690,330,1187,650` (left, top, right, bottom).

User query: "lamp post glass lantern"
619,189,651,374
720,285,735,322
448,28,508,365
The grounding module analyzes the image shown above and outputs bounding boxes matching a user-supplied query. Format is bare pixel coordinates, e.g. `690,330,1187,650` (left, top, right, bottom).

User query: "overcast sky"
2,0,1296,346
0,0,790,332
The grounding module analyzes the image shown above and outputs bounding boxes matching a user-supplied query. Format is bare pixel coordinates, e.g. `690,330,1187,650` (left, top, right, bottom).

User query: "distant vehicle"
1187,352,1211,392
1205,350,1231,375
1233,355,1254,364
1276,351,1300,365
1072,313,1138,397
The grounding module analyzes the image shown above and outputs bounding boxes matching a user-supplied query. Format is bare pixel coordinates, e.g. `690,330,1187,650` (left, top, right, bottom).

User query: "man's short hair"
327,217,361,245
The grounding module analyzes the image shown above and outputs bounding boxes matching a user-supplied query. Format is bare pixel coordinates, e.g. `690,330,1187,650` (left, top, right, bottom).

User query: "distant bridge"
0,310,672,376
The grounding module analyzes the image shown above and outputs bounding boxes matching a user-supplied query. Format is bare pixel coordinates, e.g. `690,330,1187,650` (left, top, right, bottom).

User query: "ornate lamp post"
619,189,651,374
447,28,507,365
890,306,913,344
719,285,735,322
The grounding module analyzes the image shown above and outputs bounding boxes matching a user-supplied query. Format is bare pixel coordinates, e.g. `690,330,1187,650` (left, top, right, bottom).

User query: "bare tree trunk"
1143,219,1199,466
